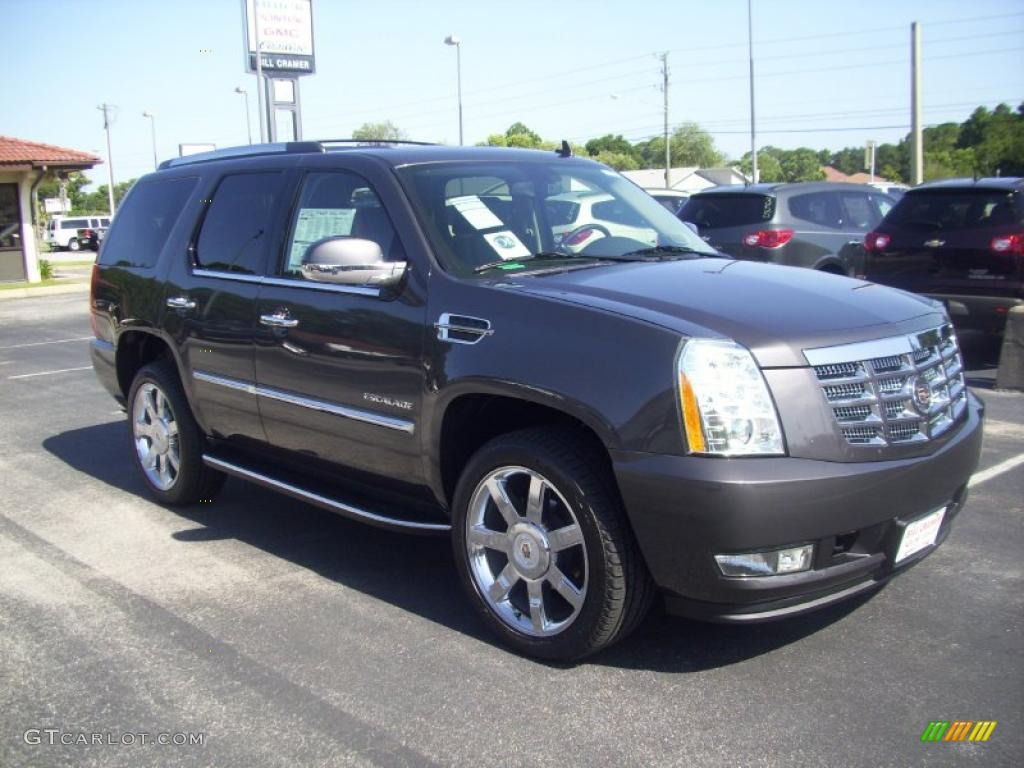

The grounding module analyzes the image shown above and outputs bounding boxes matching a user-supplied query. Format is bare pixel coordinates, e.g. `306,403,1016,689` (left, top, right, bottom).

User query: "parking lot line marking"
969,453,1024,488
0,336,92,350
7,366,93,380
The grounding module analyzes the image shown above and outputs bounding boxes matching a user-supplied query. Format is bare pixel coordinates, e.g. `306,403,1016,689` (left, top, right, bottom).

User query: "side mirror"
300,237,406,288
682,220,700,235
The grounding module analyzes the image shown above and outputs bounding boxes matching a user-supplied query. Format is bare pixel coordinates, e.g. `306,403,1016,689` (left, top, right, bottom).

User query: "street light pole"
235,87,253,144
444,35,463,145
97,103,117,214
142,111,157,170
747,0,758,184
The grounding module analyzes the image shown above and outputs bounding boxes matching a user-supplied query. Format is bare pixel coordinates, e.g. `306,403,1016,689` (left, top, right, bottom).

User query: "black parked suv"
90,142,983,660
864,177,1023,337
680,182,896,276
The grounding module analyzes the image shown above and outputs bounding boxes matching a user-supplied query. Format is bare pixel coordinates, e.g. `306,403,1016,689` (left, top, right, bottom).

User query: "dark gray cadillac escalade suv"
90,142,983,660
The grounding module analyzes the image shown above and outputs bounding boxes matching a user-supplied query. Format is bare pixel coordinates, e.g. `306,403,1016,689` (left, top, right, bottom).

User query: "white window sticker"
448,195,503,230
288,208,356,268
482,230,531,259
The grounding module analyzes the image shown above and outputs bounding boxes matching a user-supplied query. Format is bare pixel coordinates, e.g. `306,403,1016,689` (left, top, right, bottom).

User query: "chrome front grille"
807,325,968,448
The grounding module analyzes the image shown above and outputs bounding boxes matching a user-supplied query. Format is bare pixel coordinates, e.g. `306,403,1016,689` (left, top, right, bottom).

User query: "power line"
338,42,1021,137
307,13,1023,127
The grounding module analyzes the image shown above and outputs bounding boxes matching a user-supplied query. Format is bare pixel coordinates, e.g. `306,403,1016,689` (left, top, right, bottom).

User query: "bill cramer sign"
244,0,315,75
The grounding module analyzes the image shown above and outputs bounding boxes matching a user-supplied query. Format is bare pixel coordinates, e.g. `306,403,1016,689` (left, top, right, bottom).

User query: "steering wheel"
559,223,612,249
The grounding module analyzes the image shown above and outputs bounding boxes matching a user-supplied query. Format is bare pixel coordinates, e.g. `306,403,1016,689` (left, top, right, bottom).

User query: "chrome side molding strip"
192,370,414,433
202,455,451,533
191,268,381,297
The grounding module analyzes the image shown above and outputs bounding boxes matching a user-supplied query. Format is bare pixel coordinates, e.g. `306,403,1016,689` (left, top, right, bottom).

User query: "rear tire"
452,427,654,661
128,359,224,505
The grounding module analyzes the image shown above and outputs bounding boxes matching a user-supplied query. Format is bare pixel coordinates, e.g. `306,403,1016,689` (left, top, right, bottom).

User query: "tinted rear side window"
62,218,88,229
788,191,843,229
195,172,288,274
98,177,197,268
885,189,1021,230
680,194,774,228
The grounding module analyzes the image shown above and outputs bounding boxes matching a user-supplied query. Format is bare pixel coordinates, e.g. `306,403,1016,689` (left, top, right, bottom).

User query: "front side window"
194,172,287,274
280,171,403,279
99,176,197,268
398,161,715,275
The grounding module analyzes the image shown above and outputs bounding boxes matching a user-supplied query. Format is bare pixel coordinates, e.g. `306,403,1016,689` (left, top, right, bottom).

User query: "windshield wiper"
474,251,605,273
618,245,715,260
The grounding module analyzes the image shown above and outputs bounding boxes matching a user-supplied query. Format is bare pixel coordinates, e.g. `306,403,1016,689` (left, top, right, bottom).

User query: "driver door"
252,168,426,480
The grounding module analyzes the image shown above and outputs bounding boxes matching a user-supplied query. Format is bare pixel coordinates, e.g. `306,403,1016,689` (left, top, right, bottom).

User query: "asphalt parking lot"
1,291,1021,768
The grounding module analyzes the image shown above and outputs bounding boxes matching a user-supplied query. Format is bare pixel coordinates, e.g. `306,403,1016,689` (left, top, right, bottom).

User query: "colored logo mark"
921,721,997,742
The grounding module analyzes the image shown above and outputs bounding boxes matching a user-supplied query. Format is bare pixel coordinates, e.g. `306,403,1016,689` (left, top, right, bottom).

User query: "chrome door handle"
260,312,299,328
847,240,863,246
166,296,196,310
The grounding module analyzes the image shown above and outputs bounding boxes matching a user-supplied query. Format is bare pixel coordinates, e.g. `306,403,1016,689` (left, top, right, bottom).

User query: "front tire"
452,427,653,661
128,359,224,505
66,238,80,252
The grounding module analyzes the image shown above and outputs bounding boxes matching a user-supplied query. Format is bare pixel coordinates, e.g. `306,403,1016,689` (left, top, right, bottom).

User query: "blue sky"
5,0,1023,188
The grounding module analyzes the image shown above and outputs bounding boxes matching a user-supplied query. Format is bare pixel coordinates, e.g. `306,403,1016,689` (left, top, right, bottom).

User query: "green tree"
736,150,783,182
505,122,542,145
777,148,825,182
36,171,91,213
959,103,1024,176
585,134,638,160
352,121,407,141
593,150,639,171
638,123,724,169
79,178,137,213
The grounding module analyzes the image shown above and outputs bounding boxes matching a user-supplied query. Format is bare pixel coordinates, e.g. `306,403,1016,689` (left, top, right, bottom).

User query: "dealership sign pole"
242,0,315,143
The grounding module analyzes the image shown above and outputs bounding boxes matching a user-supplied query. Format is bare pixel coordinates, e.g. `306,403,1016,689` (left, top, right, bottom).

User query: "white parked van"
45,215,111,251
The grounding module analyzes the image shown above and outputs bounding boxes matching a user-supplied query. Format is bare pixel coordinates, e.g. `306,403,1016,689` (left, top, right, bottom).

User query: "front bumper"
612,392,984,622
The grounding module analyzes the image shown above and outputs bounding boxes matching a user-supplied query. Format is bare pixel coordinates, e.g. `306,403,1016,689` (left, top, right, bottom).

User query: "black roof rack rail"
157,141,324,170
318,139,438,148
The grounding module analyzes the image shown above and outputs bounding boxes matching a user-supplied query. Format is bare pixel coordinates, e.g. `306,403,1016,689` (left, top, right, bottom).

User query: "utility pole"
661,52,670,188
97,103,117,214
865,140,877,183
254,0,266,143
747,0,758,184
910,22,923,185
142,111,158,170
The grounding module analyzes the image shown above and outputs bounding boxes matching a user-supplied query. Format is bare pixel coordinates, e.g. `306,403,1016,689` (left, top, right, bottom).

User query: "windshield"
680,194,775,229
396,159,717,276
885,189,1021,231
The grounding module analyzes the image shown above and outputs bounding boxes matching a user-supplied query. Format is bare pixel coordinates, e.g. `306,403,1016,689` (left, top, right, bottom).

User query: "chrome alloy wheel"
132,382,181,491
466,466,588,637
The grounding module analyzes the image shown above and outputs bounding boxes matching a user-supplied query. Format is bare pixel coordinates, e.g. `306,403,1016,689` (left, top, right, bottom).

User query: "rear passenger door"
788,190,861,274
252,167,427,482
168,170,294,444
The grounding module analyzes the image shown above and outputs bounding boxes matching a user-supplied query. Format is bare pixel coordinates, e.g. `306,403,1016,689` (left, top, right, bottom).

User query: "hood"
507,258,944,367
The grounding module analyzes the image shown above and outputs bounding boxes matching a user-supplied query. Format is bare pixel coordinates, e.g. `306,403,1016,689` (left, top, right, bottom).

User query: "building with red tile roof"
0,136,101,282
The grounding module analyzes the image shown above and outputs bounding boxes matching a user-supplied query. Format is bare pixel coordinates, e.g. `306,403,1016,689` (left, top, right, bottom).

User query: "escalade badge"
923,239,945,248
912,376,932,411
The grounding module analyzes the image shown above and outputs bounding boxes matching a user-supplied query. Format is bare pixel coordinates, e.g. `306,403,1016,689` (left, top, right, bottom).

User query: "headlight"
677,339,785,456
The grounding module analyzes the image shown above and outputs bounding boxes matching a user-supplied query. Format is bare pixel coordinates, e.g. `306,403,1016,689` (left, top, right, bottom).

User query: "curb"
0,282,90,301
995,305,1024,391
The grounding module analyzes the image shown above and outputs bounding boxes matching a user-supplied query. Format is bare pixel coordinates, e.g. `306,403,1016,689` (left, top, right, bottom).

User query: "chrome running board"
202,455,451,534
